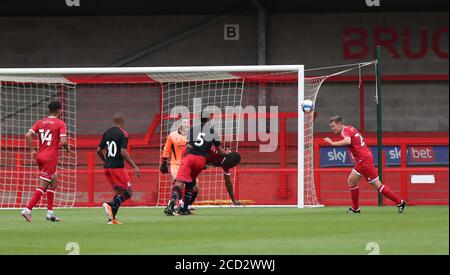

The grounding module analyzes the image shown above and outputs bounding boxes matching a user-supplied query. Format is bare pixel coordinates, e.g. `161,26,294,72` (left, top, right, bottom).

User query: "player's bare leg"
369,179,407,213
21,179,50,222
346,170,362,214
45,174,61,222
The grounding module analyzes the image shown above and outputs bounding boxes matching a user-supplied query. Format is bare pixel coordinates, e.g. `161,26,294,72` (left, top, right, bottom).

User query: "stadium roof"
0,0,448,16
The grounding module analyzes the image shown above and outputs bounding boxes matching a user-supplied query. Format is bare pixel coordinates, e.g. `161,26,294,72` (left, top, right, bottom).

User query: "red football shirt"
206,147,230,175
30,116,67,161
341,125,373,161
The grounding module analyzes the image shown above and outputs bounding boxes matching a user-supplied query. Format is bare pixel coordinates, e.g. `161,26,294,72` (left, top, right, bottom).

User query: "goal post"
298,67,305,208
1,64,377,209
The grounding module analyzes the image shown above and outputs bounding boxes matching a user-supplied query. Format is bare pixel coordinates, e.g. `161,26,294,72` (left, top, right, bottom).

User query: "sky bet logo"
388,147,401,160
409,146,435,162
321,146,402,167
321,146,447,167
327,148,348,163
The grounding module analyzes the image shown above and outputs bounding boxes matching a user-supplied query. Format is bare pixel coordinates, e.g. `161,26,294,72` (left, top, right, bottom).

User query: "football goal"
0,63,375,208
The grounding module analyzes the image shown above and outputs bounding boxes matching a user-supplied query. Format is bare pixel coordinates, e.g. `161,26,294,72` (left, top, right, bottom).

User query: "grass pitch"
0,206,448,255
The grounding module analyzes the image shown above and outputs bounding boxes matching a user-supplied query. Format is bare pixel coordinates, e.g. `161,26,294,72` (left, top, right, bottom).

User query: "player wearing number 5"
324,116,406,214
164,116,226,216
97,112,140,224
21,101,69,222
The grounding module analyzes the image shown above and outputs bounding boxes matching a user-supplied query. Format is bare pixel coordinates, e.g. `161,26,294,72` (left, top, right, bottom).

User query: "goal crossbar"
0,65,303,75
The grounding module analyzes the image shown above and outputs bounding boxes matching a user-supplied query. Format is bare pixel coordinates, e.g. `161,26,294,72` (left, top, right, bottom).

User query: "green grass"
0,206,448,255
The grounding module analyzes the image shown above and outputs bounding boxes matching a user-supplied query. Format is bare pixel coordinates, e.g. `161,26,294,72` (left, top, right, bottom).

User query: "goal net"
0,64,374,208
0,75,77,208
156,70,324,207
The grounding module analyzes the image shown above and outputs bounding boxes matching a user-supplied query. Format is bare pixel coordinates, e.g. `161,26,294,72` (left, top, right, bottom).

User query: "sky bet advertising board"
320,146,449,168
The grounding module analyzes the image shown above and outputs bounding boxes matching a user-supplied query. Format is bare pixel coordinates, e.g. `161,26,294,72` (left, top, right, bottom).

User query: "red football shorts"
36,157,57,182
104,168,131,189
353,158,379,184
175,154,206,183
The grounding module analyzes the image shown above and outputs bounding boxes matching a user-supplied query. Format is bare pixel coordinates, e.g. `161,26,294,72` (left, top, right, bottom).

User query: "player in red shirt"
324,116,407,213
176,146,243,213
21,101,69,222
203,147,242,205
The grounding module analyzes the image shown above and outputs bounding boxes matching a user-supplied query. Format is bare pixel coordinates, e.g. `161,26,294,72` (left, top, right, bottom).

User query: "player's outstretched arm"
323,136,351,146
25,130,37,158
224,173,243,206
121,148,141,178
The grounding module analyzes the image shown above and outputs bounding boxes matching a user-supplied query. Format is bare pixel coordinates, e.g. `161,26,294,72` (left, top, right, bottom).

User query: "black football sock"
108,196,122,219
182,190,193,212
182,182,195,212
171,185,182,201
190,191,198,205
112,205,120,218
109,191,132,219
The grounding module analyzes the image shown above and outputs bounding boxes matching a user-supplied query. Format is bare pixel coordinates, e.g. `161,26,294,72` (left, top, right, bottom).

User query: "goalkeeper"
160,118,190,179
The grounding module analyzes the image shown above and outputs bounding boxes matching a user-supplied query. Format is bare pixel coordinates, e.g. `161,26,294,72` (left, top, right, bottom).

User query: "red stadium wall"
73,126,449,207
4,132,448,207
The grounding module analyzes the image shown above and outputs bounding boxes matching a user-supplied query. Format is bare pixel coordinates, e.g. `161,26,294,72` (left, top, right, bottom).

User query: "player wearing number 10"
324,116,407,214
21,101,69,222
97,112,140,224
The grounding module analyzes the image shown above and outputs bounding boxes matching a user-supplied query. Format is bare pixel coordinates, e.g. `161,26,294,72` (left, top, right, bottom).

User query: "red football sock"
379,184,402,205
349,186,360,210
47,188,56,211
26,187,46,210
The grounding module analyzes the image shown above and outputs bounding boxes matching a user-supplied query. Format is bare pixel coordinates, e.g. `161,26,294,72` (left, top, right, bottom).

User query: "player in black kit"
97,112,140,224
164,115,226,216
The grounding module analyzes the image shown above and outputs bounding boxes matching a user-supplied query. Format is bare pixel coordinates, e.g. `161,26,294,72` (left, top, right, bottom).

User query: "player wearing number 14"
21,101,69,222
